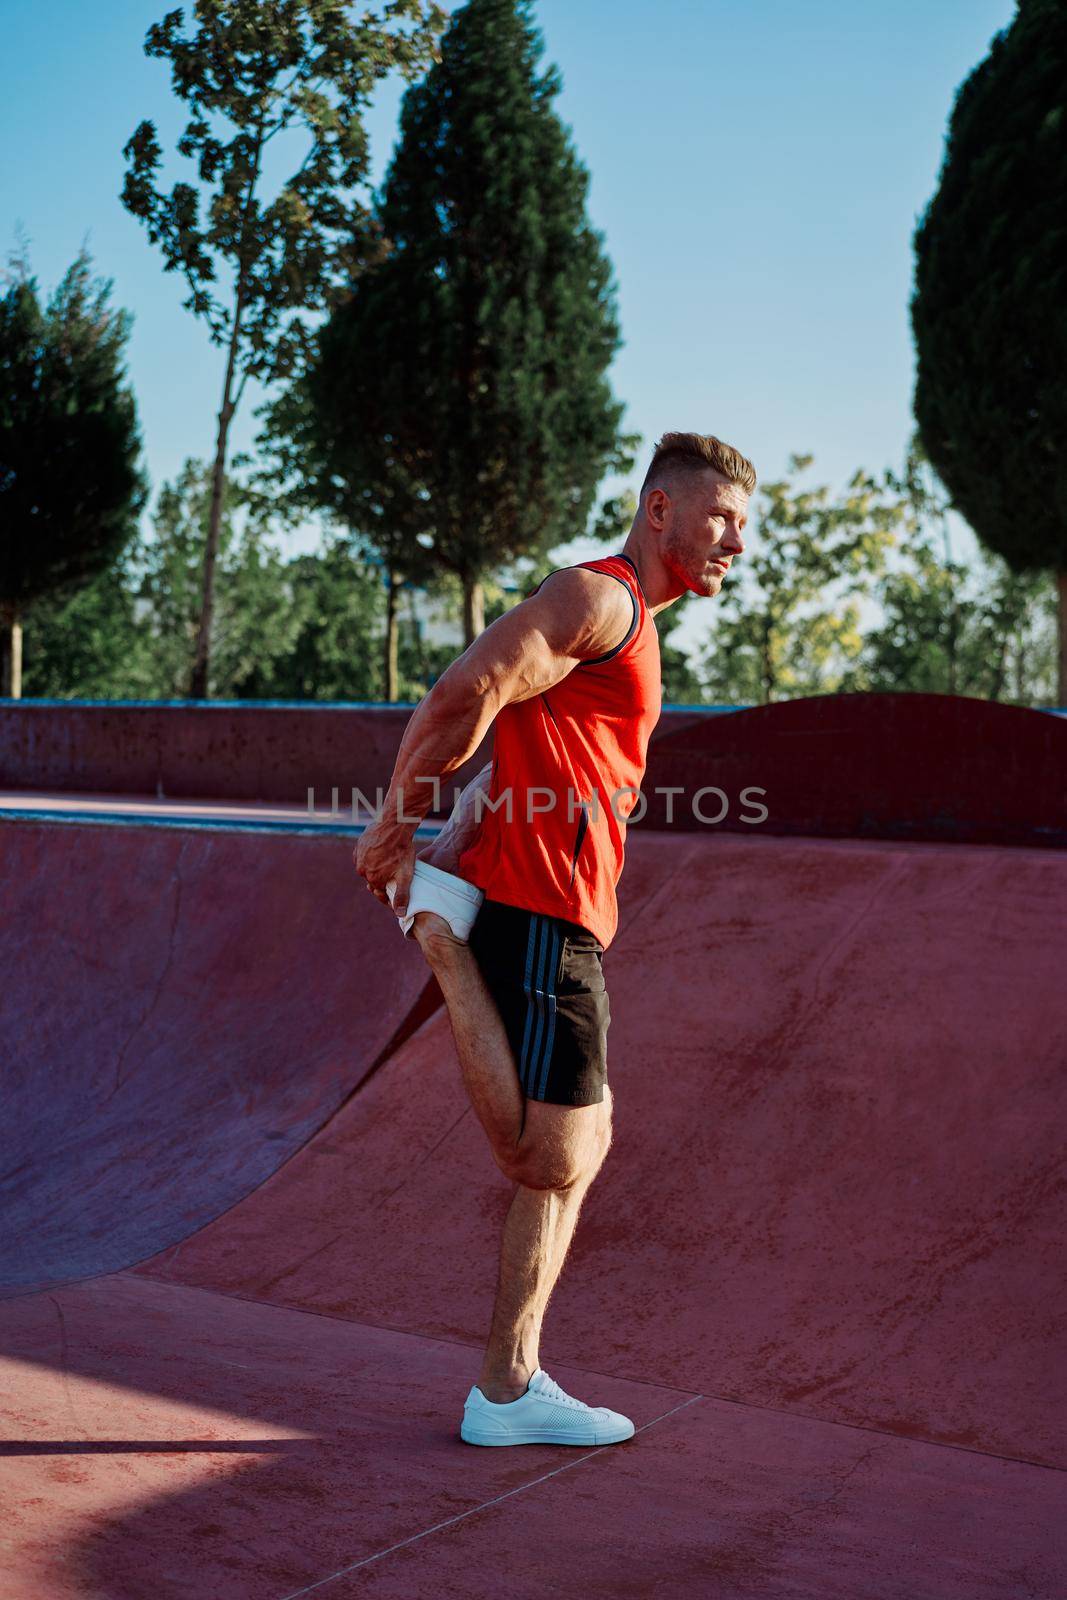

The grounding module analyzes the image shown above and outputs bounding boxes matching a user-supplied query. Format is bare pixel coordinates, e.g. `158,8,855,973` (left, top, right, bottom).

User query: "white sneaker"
460,1368,635,1447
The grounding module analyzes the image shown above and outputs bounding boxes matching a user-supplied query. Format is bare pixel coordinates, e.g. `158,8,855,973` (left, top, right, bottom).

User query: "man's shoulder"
532,561,634,614
524,563,636,666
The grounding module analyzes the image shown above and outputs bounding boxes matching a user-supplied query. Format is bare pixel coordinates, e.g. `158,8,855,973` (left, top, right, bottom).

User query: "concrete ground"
1,804,1063,1598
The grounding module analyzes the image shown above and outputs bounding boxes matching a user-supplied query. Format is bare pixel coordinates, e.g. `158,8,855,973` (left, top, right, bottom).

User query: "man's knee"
411,911,470,969
494,1101,612,1191
496,1143,586,1191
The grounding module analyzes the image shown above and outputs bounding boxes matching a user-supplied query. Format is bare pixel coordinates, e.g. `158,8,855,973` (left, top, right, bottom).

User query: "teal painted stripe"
0,809,438,840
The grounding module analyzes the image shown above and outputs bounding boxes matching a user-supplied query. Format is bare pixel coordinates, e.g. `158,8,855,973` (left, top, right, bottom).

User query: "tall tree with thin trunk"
120,0,445,697
912,0,1067,702
0,248,145,697
303,0,627,647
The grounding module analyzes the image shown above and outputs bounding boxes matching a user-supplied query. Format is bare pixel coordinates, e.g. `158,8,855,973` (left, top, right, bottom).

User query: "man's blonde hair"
641,431,757,497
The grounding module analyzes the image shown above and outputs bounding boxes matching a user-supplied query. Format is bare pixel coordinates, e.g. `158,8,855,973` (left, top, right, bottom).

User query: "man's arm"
417,758,493,875
355,566,633,912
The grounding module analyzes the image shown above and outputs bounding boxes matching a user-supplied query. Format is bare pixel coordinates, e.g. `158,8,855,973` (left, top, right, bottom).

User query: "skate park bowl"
0,692,1064,1598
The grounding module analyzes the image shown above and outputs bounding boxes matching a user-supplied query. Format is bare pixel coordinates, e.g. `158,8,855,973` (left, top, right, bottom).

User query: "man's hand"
355,818,416,916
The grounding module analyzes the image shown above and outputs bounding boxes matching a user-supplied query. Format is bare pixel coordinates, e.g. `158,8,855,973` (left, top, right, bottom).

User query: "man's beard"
665,532,719,596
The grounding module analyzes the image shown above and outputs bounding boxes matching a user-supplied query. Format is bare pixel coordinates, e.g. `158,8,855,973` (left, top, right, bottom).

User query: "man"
356,431,755,1446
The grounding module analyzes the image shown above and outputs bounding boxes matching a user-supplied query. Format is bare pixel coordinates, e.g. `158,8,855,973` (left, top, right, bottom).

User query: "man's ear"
644,487,671,530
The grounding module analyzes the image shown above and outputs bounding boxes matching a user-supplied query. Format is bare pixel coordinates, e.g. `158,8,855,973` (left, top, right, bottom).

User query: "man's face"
654,469,748,598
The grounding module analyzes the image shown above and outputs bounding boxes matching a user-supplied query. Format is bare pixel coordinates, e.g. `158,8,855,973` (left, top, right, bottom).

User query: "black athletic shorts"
467,899,610,1107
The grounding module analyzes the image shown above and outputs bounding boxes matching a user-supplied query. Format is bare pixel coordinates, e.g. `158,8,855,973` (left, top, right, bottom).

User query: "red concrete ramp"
2,687,1065,1597
644,691,1067,847
0,819,431,1296
133,830,1067,1470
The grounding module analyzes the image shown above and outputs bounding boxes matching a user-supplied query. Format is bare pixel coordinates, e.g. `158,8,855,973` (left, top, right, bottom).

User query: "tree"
912,0,1067,701
299,0,627,648
852,549,1056,705
699,457,902,704
233,536,386,700
845,443,1058,704
21,561,153,699
0,247,146,696
134,456,305,697
23,459,391,702
656,597,706,704
252,366,437,700
121,0,445,697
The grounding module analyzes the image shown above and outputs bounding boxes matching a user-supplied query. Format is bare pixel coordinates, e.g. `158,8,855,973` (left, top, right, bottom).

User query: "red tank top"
457,553,662,948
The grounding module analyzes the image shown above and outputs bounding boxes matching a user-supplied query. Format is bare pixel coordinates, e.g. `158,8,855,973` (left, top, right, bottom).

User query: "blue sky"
3,0,1016,606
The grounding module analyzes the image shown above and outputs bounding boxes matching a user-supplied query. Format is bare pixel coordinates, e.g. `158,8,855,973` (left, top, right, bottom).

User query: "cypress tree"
309,0,626,644
912,0,1067,699
0,249,146,697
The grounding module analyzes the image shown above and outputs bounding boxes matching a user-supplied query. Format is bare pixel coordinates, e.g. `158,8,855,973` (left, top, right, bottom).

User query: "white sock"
386,858,484,941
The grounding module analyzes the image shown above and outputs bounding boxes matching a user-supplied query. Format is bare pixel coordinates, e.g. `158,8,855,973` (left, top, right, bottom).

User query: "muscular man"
356,431,755,1446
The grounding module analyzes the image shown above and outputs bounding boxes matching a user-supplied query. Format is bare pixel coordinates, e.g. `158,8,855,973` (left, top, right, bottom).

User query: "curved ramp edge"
642,691,1067,845
0,820,429,1297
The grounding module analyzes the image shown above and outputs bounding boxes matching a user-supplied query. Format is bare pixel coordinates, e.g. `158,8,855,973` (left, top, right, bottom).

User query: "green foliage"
121,0,445,693
0,247,146,686
854,552,1056,705
844,443,1058,704
698,456,902,704
692,445,1057,707
23,455,395,702
250,317,439,643
21,561,154,699
912,1,1067,577
397,615,464,700
121,0,446,386
138,457,392,698
126,456,299,697
589,483,639,548
291,0,627,641
657,597,705,704
235,538,386,700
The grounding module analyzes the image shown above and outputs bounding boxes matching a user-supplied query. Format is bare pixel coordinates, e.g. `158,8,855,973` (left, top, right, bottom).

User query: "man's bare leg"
412,914,613,1403
411,912,525,1153
478,1093,611,1400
